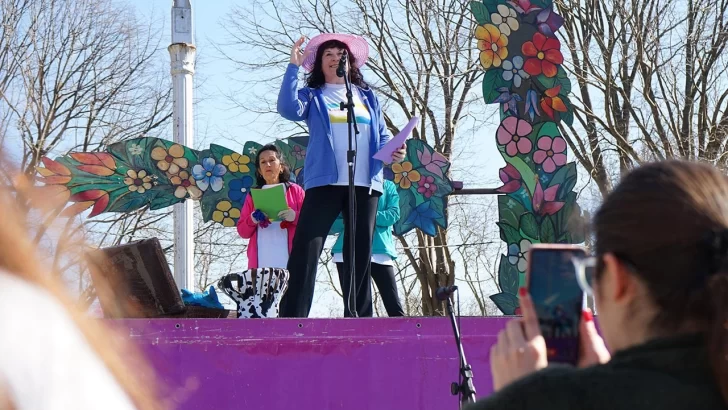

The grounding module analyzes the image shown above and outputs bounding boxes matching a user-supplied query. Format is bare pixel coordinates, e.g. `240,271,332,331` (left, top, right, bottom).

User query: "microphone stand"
443,287,477,407
338,52,359,318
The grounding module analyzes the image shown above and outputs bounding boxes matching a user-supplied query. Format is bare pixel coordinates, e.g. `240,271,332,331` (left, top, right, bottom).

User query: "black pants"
335,262,405,317
280,185,380,318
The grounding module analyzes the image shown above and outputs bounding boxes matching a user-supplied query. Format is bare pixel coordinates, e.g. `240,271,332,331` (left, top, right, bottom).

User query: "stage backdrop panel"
119,317,510,410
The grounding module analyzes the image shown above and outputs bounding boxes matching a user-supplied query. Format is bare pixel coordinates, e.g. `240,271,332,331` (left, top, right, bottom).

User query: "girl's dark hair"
254,144,291,188
593,160,728,403
305,40,367,89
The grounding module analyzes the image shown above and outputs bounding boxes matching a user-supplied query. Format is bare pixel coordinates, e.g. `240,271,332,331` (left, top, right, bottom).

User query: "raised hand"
290,36,308,66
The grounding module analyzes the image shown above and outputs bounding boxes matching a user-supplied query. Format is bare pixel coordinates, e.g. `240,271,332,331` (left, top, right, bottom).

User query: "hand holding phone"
526,244,587,365
490,288,549,392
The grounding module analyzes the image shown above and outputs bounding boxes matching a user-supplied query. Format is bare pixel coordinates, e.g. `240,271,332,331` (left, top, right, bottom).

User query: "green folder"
250,185,288,221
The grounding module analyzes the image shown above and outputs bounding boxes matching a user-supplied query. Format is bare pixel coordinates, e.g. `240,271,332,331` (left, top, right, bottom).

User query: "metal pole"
169,0,195,290
448,181,501,196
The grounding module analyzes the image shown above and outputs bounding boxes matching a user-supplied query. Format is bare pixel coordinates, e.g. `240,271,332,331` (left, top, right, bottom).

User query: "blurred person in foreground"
0,172,164,410
469,160,728,410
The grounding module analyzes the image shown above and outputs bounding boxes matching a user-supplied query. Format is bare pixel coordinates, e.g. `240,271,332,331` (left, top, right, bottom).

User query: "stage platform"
120,317,510,410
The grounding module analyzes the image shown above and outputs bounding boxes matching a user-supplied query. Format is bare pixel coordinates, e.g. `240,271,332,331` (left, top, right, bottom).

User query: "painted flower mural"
36,135,455,237
471,0,586,314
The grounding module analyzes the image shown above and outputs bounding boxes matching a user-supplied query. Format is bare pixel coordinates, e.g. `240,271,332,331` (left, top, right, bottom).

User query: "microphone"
435,285,459,301
336,50,348,78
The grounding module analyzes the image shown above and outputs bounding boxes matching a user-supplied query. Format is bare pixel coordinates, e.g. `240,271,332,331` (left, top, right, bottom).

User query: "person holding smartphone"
469,160,728,410
330,179,405,317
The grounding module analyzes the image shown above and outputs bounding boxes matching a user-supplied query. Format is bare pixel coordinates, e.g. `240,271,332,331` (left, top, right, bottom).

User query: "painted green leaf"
107,190,151,213
530,0,553,8
470,1,491,25
556,66,572,96
508,156,537,194
149,192,184,210
483,69,507,104
519,213,540,241
498,195,527,229
537,121,560,138
548,163,576,192
562,173,577,195
498,222,522,244
393,188,417,236
498,254,520,294
483,0,503,13
560,97,574,126
536,74,556,90
540,215,556,243
490,292,520,315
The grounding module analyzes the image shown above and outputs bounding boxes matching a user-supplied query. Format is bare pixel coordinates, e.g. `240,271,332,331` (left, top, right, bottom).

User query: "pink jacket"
236,182,305,269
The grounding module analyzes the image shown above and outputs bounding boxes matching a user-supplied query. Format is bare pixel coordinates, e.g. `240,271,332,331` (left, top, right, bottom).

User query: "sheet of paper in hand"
372,116,419,162
250,184,288,221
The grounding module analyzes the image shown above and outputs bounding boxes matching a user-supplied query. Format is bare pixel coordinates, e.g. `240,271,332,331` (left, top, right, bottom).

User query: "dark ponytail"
593,160,728,404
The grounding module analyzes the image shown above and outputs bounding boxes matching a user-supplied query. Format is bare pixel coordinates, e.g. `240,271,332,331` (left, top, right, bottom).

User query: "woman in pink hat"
277,33,406,318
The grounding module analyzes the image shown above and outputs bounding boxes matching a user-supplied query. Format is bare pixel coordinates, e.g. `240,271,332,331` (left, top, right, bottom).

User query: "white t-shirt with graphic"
320,83,372,187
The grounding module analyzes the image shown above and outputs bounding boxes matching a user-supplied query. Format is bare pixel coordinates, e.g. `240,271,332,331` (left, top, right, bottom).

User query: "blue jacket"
331,179,400,260
277,63,391,192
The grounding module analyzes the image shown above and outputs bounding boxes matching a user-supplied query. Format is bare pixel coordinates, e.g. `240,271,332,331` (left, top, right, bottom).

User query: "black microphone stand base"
446,296,477,407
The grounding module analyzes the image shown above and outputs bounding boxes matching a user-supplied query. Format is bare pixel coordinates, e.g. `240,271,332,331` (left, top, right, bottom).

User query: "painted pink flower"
416,148,448,178
533,136,567,173
497,163,522,193
417,176,437,198
532,181,564,216
497,117,533,157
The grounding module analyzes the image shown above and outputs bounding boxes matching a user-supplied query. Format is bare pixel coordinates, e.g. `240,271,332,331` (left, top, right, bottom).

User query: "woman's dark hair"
254,144,291,187
593,160,728,403
305,40,367,89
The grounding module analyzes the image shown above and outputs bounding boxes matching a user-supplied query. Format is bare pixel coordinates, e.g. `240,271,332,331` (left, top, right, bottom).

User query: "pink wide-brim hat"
302,33,369,72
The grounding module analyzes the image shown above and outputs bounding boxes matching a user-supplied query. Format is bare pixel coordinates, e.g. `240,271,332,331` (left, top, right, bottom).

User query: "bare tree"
219,0,486,315
0,0,177,301
556,0,728,196
0,0,172,179
449,196,502,316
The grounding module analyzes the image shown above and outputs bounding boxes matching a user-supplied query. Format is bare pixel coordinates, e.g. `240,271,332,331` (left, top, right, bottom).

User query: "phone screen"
527,247,586,365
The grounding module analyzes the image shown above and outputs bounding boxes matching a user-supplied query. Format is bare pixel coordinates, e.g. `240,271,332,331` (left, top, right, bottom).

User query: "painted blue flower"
501,57,530,88
508,239,532,271
405,201,442,236
228,175,254,202
192,157,226,192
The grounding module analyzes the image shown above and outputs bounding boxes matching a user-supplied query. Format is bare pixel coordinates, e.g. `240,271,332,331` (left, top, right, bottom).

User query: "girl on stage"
237,144,305,269
277,33,406,317
331,179,405,317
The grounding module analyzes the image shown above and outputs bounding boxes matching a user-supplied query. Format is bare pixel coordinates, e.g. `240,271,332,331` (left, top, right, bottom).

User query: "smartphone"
526,244,586,365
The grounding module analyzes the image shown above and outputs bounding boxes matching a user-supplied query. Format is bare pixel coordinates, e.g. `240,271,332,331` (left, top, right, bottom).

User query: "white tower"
169,0,196,290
